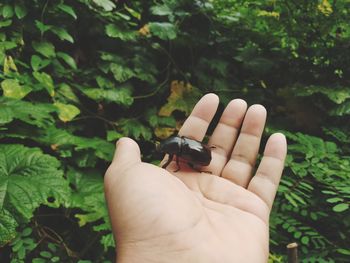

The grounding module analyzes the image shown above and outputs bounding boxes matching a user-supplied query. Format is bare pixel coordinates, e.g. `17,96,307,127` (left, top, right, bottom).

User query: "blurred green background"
0,0,349,262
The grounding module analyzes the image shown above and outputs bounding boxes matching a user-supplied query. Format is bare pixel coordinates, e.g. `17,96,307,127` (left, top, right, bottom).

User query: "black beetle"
157,136,212,172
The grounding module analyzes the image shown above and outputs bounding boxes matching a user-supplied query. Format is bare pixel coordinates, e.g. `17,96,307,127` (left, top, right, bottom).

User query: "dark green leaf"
149,22,177,40
51,27,74,43
92,0,116,11
0,209,18,246
14,3,27,19
32,41,56,58
0,144,70,221
57,4,77,19
105,24,136,41
56,52,77,69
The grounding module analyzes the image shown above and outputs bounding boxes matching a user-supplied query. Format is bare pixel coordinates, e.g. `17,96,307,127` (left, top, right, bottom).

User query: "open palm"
104,94,287,263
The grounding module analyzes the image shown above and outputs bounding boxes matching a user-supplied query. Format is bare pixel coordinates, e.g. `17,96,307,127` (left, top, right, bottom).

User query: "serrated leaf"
51,27,74,43
54,102,80,122
67,169,109,227
107,130,123,141
0,97,55,127
57,52,77,69
159,80,201,116
57,4,77,19
110,63,134,82
105,24,136,41
101,233,115,250
0,144,70,224
41,127,114,161
14,3,27,19
93,0,116,11
32,41,55,58
120,119,152,140
1,79,31,99
0,209,18,246
333,203,349,212
149,22,177,40
82,87,133,106
33,71,55,97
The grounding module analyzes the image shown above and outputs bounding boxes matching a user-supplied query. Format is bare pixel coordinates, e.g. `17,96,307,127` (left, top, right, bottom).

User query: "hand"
104,94,287,263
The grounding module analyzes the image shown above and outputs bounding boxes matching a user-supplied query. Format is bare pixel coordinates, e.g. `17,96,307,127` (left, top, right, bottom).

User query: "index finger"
178,93,219,141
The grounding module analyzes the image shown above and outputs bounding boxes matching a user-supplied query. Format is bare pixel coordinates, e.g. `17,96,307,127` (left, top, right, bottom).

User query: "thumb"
105,137,141,187
112,137,141,167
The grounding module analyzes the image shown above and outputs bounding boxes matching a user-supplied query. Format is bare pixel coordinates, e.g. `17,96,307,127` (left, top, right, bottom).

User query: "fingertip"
264,133,287,160
108,137,142,172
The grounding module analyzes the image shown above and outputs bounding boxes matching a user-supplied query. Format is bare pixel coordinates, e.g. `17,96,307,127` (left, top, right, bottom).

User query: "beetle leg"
173,156,181,172
162,154,173,169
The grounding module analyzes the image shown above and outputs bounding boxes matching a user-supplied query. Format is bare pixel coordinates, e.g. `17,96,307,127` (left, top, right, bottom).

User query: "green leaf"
105,24,136,41
330,101,350,116
332,203,349,212
107,130,123,142
0,144,70,221
54,102,80,122
40,127,114,161
82,87,133,106
337,248,350,255
40,251,52,258
0,209,18,246
294,86,350,104
57,4,77,19
150,5,173,16
92,0,116,11
14,3,27,19
67,168,110,226
51,27,74,43
35,20,52,34
159,81,201,116
2,5,14,18
326,197,343,203
124,5,141,20
56,52,77,69
1,79,31,99
120,119,152,140
0,97,55,127
110,63,134,82
0,19,12,28
32,41,56,58
31,55,51,71
301,236,309,245
33,71,55,97
149,22,177,40
57,84,79,103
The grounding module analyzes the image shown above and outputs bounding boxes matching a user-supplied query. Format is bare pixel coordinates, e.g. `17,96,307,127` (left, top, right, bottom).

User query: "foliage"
0,0,349,262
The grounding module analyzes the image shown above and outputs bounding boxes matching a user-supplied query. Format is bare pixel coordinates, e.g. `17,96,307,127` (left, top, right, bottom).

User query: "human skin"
104,94,287,263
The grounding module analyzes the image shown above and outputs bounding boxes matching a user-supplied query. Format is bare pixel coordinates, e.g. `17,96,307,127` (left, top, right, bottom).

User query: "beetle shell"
157,136,212,167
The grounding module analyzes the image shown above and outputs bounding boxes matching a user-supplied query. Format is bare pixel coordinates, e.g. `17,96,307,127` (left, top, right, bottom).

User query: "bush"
0,0,349,261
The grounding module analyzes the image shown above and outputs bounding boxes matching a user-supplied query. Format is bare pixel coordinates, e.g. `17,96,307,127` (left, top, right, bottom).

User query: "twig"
287,242,299,263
